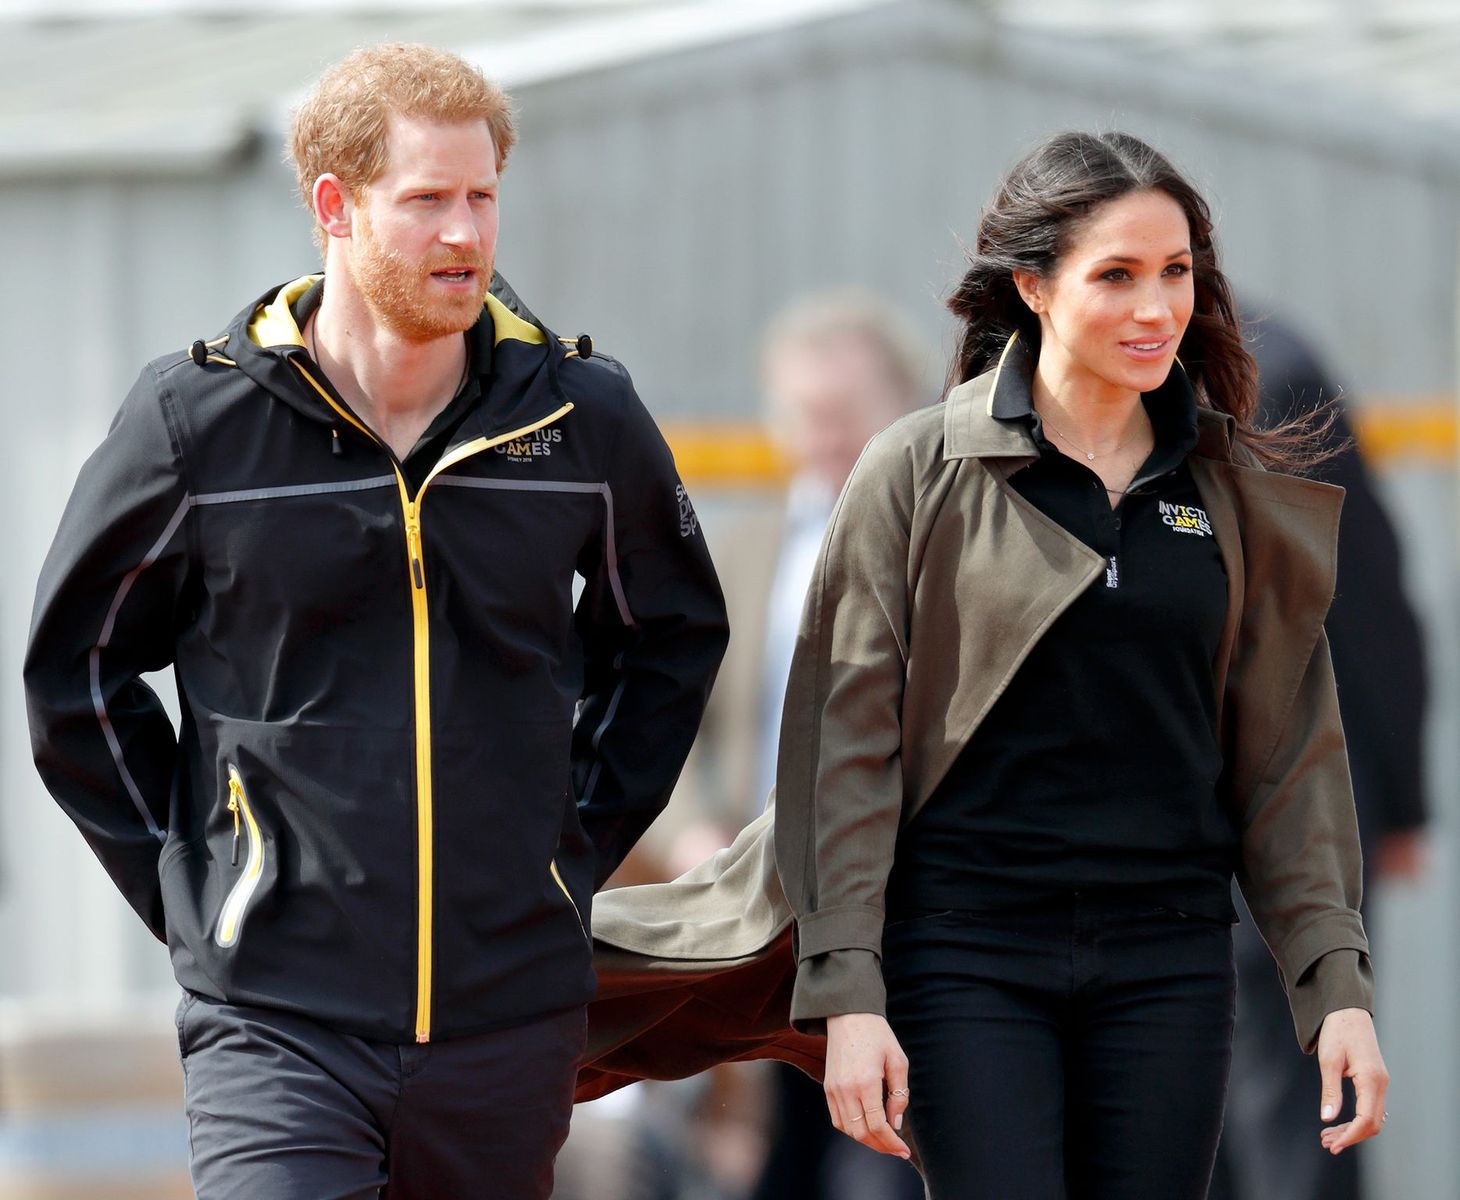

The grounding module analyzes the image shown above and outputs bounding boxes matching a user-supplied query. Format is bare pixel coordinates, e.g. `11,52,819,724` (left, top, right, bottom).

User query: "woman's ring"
850,1113,865,1123
889,1088,910,1097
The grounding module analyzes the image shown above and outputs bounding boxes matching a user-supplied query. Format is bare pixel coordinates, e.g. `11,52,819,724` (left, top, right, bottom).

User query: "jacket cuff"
1292,948,1375,1053
795,905,885,960
789,949,886,1033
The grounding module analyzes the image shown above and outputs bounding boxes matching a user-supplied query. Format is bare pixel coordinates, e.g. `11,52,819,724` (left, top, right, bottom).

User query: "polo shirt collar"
944,331,1211,467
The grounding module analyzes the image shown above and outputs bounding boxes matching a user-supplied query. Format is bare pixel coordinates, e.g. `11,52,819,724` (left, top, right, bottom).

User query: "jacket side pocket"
214,764,265,949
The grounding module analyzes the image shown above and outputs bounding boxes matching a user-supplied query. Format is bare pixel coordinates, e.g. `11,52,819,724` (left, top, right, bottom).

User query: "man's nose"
439,198,479,248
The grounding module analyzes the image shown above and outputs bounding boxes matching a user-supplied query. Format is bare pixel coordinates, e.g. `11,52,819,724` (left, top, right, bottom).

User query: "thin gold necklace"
1040,414,1145,462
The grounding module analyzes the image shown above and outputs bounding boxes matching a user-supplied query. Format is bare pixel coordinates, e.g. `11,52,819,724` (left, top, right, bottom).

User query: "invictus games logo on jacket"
495,428,563,463
676,483,699,538
1159,500,1212,537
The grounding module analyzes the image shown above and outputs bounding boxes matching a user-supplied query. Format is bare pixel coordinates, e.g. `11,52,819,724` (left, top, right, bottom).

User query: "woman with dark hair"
787,129,1389,1197
577,129,1388,1199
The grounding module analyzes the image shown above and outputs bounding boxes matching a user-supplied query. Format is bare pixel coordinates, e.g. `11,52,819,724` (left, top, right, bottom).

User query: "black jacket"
24,273,728,1043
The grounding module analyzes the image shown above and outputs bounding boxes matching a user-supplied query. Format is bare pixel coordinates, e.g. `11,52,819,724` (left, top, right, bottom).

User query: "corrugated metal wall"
3,2,1455,1191
493,6,1460,407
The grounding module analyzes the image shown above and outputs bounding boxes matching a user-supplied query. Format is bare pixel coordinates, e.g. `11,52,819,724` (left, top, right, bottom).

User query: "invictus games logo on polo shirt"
1159,500,1213,537
495,428,562,463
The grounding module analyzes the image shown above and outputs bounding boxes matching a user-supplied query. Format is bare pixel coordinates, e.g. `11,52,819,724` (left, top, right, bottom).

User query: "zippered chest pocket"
215,763,265,948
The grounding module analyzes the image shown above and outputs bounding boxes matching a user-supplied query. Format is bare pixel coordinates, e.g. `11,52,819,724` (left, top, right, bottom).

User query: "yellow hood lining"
249,275,548,350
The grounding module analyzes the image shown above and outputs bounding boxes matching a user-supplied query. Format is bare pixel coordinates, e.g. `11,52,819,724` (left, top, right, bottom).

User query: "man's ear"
1011,269,1046,315
312,174,353,241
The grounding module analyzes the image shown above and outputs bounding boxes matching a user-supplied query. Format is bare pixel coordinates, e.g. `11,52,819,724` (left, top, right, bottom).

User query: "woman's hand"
1316,1007,1389,1154
824,1012,912,1159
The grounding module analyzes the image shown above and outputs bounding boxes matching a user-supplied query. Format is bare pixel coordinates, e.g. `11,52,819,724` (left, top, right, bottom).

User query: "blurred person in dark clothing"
1210,312,1428,1200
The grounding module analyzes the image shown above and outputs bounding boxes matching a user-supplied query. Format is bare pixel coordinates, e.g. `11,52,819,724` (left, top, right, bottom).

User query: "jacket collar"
220,271,569,435
943,330,1238,464
247,271,542,365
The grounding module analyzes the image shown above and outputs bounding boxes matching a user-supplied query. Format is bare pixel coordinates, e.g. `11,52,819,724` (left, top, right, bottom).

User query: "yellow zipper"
216,765,264,948
292,357,573,1042
227,786,242,865
549,859,588,941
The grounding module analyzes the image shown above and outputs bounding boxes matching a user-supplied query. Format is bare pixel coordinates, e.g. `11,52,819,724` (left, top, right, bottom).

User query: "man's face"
347,113,500,342
764,338,908,495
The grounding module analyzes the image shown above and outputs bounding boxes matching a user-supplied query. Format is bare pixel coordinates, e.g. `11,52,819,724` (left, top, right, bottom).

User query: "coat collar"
943,331,1238,464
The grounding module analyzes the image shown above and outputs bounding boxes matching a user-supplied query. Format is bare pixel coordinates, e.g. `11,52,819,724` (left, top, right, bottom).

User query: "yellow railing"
1352,400,1459,467
659,422,789,489
664,403,1459,489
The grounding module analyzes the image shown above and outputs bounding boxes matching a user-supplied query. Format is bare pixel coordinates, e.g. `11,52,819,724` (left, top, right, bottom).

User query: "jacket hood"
200,272,571,432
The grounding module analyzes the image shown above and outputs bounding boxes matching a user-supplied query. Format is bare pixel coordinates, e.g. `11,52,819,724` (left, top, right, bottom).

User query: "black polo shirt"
885,363,1238,923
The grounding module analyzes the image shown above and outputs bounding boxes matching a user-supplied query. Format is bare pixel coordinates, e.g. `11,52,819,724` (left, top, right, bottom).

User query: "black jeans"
177,992,585,1200
883,898,1236,1200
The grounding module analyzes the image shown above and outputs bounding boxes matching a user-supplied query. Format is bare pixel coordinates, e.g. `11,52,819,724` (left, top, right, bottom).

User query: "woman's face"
1015,188,1194,402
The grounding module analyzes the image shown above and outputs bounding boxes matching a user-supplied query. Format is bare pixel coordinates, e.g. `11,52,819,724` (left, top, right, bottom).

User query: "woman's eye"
1101,268,1130,282
1164,262,1191,277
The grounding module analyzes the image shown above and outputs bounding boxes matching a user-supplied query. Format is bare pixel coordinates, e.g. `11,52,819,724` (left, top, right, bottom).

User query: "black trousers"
176,992,585,1200
883,899,1236,1200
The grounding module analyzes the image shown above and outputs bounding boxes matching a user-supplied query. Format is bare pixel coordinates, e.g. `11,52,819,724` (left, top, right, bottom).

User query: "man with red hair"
25,43,726,1198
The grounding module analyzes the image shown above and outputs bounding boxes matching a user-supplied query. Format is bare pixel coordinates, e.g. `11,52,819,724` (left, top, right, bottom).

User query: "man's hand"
1316,1007,1389,1154
823,1012,912,1159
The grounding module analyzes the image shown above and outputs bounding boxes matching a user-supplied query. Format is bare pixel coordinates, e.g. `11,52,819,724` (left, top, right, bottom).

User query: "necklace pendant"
1087,451,1096,460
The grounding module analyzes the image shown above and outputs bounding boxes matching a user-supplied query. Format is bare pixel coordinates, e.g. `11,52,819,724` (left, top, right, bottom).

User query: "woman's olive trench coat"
575,352,1371,1102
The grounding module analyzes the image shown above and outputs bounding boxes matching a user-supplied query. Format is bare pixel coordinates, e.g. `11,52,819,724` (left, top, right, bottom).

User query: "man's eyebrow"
392,180,498,193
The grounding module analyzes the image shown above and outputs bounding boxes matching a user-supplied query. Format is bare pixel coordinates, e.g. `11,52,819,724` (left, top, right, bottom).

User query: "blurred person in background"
1209,313,1429,1200
613,290,929,1200
644,290,931,871
741,293,928,1200
23,42,726,1200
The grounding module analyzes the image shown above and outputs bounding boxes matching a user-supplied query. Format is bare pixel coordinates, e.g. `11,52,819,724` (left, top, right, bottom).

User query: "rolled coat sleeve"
773,431,913,1029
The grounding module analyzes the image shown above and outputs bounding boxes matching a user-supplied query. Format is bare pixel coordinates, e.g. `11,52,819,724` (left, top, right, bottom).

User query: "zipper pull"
227,777,243,866
331,427,344,458
406,513,425,590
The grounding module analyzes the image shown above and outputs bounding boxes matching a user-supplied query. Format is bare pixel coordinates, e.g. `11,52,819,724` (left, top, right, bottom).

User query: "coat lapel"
1196,459,1344,805
902,343,1106,820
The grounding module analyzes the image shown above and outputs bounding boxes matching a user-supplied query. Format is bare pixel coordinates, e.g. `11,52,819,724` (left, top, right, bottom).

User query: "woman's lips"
1120,336,1173,362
